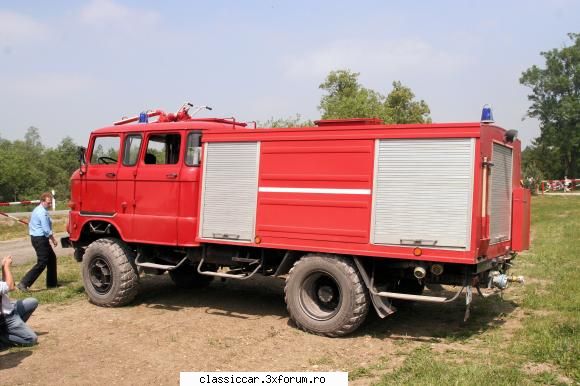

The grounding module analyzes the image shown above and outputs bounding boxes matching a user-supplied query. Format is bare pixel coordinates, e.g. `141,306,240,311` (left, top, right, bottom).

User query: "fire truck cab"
63,105,530,337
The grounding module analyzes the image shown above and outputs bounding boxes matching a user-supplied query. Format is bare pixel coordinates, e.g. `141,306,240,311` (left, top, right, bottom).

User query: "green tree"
318,70,431,124
42,137,80,199
260,114,313,128
24,126,43,150
520,33,580,178
383,81,431,124
319,70,384,120
0,130,79,202
0,139,45,201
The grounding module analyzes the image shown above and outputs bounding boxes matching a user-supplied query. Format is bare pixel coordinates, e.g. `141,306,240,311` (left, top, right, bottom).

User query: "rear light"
67,200,76,210
413,247,422,256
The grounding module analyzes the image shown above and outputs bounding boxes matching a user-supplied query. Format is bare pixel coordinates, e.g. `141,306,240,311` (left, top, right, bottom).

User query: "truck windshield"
90,136,119,165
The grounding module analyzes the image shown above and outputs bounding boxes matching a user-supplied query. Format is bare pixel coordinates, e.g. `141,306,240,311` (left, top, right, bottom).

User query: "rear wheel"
82,238,139,307
169,263,214,289
285,254,369,337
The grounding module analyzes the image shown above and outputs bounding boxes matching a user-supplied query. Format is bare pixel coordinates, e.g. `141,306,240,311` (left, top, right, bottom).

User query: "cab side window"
123,134,142,166
144,133,181,165
185,132,202,166
90,136,120,165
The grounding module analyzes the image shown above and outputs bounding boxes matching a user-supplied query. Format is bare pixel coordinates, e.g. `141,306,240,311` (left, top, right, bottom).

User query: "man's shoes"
16,283,29,292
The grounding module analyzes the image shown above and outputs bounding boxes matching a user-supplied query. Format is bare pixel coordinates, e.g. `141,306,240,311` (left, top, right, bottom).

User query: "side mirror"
78,146,87,175
78,146,87,163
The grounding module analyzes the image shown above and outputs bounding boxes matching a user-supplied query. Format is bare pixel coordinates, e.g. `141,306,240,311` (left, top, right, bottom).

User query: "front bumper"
60,236,72,249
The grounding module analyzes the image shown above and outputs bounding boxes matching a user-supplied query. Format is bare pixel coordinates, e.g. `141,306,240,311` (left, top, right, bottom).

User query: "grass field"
374,195,580,385
0,214,67,241
5,196,579,384
9,256,85,305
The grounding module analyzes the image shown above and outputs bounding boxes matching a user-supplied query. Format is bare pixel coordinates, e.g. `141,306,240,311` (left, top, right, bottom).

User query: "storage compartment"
489,143,513,244
200,142,260,242
372,138,475,249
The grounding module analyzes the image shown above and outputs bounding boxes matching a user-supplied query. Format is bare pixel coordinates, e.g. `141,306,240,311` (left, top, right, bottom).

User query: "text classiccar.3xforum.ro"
197,374,326,384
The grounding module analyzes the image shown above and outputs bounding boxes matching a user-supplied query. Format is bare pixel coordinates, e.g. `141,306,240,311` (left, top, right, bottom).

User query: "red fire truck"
62,104,530,337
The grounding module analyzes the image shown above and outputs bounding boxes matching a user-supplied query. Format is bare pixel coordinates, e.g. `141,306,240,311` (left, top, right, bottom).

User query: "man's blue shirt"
28,204,52,237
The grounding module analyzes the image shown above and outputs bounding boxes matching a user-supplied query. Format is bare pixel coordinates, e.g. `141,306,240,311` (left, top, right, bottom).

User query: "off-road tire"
82,238,139,307
169,263,214,289
284,254,370,337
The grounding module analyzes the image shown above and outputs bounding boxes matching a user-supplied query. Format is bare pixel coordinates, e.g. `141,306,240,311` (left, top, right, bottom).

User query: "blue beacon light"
138,111,149,123
481,104,494,124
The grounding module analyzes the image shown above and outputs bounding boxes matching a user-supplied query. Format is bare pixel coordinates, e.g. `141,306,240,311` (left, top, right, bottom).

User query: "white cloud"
0,11,51,45
283,38,471,80
79,0,160,28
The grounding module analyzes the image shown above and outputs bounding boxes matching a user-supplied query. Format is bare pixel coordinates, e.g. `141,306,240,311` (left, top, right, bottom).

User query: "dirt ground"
0,274,517,386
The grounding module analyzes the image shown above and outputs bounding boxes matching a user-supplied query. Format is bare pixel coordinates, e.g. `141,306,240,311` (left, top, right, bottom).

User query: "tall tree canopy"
520,33,580,178
318,70,431,124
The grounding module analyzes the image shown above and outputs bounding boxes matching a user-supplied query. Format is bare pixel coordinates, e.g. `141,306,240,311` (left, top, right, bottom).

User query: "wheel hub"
88,256,112,294
317,285,335,303
299,272,341,321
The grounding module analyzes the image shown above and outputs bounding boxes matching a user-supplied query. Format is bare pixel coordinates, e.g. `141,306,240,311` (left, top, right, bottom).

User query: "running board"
135,255,188,271
374,291,450,303
353,257,465,310
197,258,261,280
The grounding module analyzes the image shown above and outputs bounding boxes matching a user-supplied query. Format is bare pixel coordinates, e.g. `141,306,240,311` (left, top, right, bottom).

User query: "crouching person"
0,256,38,347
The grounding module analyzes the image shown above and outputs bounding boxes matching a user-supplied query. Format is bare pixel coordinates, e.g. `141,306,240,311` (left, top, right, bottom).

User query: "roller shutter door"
372,138,475,249
200,142,259,242
489,143,513,244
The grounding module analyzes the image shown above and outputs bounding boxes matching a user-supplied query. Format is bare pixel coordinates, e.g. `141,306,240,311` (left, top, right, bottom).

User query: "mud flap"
353,257,397,318
464,285,473,322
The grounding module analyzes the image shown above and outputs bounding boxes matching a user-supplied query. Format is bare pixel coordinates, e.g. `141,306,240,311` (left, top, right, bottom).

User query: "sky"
0,0,578,148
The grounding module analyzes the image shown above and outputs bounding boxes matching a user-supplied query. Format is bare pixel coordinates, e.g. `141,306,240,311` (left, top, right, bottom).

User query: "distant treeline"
0,127,79,202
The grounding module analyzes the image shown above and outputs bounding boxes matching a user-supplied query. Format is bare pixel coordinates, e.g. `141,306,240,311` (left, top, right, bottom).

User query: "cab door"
132,132,182,245
81,135,120,216
177,131,202,245
115,133,143,239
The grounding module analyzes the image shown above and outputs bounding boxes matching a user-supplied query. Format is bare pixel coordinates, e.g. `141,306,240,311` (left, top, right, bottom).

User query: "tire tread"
284,254,369,337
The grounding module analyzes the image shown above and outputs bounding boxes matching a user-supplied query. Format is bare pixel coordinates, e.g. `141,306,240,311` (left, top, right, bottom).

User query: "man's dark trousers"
21,236,57,288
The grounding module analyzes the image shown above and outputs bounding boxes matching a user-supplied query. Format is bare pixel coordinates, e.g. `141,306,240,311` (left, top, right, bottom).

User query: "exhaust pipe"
413,266,427,280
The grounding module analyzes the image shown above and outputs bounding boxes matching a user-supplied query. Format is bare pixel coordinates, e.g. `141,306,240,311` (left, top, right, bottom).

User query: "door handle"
166,173,178,179
106,172,116,178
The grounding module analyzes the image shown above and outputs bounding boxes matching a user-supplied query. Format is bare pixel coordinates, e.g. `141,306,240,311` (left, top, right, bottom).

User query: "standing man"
1,255,38,346
18,192,58,291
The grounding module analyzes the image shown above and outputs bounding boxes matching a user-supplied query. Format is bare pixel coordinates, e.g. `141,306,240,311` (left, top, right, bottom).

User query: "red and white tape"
0,200,40,207
0,211,29,225
0,199,41,225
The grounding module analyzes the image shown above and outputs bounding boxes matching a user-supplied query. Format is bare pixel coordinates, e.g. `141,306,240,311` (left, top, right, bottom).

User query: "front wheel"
82,238,139,307
285,254,370,337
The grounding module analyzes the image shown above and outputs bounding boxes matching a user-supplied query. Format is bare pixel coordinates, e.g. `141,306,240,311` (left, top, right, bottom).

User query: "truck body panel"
68,120,525,266
64,112,530,336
